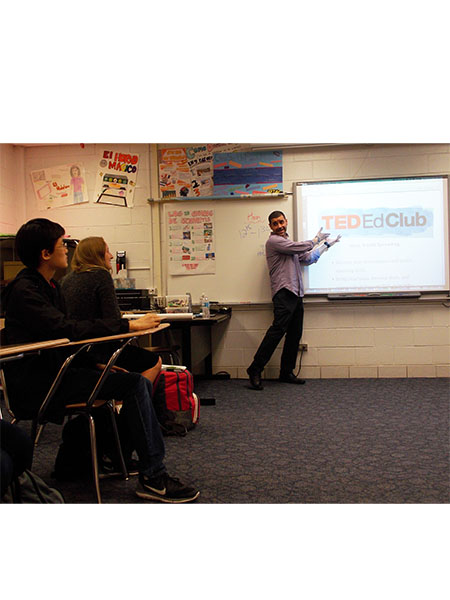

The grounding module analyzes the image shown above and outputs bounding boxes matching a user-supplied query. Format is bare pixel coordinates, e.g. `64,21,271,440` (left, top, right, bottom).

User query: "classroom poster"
213,150,283,196
159,146,214,198
94,149,140,207
31,163,88,209
167,208,216,275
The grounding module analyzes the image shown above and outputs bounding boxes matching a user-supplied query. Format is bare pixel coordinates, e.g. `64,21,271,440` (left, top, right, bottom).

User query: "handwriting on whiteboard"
238,213,270,239
237,213,269,257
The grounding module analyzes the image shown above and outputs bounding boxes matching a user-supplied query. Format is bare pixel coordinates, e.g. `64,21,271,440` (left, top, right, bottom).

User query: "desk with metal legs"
150,314,231,406
151,314,230,377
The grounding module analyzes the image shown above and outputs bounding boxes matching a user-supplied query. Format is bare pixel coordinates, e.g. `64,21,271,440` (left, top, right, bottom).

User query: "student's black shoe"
100,456,139,477
246,367,263,390
136,473,200,503
279,373,306,384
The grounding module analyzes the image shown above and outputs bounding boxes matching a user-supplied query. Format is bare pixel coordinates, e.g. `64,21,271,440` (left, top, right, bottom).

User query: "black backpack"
53,408,133,481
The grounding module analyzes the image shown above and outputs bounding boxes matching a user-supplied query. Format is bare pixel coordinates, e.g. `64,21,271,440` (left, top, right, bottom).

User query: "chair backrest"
84,337,136,408
36,335,137,423
36,344,91,425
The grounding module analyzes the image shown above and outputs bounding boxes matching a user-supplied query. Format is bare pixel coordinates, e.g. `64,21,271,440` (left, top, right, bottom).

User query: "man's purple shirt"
265,232,321,299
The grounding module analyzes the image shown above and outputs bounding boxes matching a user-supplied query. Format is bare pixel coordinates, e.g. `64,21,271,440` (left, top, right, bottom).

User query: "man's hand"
313,227,330,245
325,235,342,248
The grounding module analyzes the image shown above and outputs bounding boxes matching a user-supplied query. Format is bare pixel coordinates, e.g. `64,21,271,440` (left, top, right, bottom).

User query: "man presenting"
246,211,341,390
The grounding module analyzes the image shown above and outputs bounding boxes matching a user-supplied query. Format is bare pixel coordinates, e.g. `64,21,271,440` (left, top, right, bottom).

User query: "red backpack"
153,368,199,436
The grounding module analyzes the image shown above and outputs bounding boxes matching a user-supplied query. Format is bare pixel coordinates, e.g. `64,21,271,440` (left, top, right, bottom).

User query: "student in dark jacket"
60,236,162,384
1,218,199,503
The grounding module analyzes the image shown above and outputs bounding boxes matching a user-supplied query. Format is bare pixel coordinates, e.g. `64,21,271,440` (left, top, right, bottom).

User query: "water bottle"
200,293,210,318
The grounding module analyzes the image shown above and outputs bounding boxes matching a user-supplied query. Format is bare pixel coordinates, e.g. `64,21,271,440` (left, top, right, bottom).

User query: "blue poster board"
213,150,283,197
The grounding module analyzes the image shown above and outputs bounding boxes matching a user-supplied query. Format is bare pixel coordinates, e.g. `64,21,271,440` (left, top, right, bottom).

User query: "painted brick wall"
211,144,450,379
0,144,26,233
21,143,154,290
2,142,450,378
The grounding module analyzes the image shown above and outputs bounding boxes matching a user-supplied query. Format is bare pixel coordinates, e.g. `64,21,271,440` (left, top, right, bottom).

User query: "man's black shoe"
279,373,306,384
136,472,200,503
246,367,263,390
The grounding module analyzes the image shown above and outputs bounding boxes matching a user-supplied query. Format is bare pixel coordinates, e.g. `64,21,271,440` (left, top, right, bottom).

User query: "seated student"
1,218,199,503
60,236,162,384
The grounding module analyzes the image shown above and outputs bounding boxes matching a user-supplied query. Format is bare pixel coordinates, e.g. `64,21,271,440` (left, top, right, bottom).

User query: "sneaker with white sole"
136,472,200,503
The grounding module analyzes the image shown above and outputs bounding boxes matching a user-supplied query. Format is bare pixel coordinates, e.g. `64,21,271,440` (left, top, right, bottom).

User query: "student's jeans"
250,288,304,376
58,369,166,479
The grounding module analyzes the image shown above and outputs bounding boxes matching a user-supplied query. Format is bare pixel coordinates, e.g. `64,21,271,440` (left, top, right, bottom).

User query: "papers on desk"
123,313,194,320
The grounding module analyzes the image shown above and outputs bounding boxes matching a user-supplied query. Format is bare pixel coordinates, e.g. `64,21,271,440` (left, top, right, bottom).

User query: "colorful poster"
94,149,140,207
31,163,88,209
167,208,216,275
159,146,213,198
213,150,283,196
159,148,193,199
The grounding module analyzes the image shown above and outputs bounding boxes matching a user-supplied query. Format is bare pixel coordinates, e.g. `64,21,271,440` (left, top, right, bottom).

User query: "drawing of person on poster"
70,165,86,203
31,163,89,209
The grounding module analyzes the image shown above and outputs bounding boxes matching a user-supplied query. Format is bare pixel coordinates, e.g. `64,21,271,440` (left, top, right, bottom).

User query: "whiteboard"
294,176,449,295
163,197,292,303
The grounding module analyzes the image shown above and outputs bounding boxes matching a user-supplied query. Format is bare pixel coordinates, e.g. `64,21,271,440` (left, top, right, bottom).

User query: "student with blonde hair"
61,236,162,384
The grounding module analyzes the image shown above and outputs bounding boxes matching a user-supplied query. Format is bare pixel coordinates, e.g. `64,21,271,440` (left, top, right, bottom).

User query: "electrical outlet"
148,287,157,295
298,343,308,351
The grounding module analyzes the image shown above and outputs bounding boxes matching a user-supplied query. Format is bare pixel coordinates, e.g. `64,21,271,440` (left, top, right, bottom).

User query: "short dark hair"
15,218,65,269
268,210,286,223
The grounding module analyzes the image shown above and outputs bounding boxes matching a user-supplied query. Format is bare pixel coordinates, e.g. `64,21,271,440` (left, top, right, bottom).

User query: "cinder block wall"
21,143,154,290
0,144,26,233
2,142,449,379
212,301,450,379
211,144,450,379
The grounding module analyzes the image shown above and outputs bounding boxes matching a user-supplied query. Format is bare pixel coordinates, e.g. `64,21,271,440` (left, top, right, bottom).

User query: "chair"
1,335,138,503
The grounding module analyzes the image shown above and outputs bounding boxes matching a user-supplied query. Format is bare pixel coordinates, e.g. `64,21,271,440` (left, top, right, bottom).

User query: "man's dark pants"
250,288,304,376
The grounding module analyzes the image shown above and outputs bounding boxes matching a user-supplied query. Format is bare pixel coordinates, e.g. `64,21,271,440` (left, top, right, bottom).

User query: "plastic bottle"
200,293,210,318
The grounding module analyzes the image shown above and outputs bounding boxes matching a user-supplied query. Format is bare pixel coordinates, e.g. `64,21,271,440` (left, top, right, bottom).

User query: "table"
66,323,170,346
151,313,231,377
0,338,70,362
0,324,169,358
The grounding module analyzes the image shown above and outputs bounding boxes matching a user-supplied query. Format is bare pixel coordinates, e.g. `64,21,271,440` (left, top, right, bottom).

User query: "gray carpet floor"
3,377,449,503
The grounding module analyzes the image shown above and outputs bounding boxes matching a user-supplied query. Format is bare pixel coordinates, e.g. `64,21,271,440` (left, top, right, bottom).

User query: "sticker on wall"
31,163,89,209
94,149,140,207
